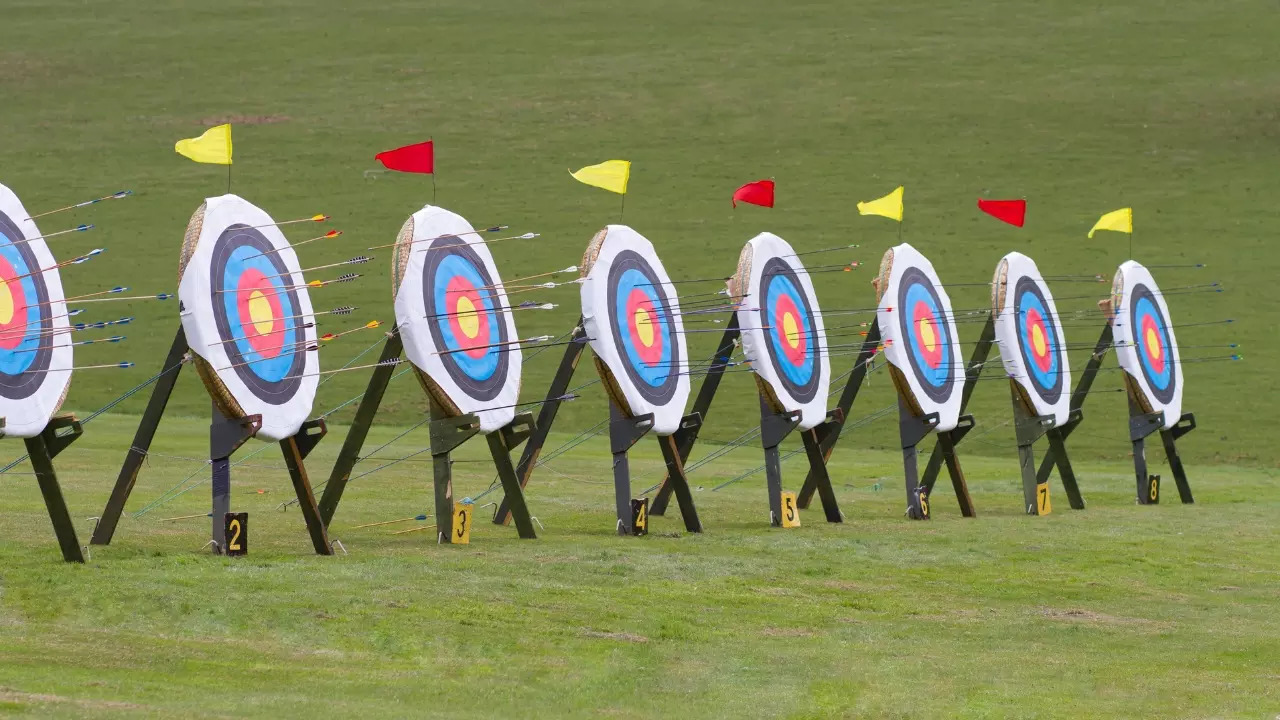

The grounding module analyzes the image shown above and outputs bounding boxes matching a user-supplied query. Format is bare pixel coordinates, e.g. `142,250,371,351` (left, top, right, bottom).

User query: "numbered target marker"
1035,482,1052,515
451,501,473,544
916,487,931,520
224,512,248,556
780,491,801,528
630,497,649,536
1146,475,1161,504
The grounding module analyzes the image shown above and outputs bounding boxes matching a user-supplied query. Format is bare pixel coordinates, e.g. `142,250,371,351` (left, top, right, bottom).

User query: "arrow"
25,190,131,220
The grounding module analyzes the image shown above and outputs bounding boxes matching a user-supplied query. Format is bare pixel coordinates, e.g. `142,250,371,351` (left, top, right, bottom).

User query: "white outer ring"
994,252,1071,426
580,225,690,436
1112,260,1183,429
179,194,318,441
394,206,521,434
876,243,964,431
735,232,830,430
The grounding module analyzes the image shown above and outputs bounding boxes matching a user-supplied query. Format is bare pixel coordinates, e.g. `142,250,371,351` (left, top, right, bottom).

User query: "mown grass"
1,413,1278,717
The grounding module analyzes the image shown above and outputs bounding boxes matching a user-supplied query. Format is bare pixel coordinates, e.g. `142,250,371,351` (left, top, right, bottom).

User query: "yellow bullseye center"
1031,324,1047,357
635,307,655,346
247,290,273,335
918,318,937,351
0,283,14,325
1145,327,1161,358
457,296,480,338
782,311,800,349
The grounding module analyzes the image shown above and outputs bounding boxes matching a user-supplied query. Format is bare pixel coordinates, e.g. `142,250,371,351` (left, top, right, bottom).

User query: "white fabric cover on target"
580,225,690,436
993,252,1071,426
876,243,964,431
734,232,831,430
1111,260,1184,430
0,183,73,438
179,194,318,441
394,205,521,433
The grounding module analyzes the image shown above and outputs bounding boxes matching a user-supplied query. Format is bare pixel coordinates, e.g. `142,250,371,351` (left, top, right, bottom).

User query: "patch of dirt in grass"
1037,607,1172,629
0,689,146,712
581,629,649,643
199,114,290,126
760,627,815,637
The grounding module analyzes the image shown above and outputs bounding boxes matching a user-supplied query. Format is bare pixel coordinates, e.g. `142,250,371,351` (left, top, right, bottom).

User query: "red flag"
375,140,434,174
732,179,775,208
977,198,1026,227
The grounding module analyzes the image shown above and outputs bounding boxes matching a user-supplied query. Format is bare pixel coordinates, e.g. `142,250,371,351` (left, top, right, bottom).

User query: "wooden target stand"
491,316,702,536
3,415,87,563
1038,321,1196,506
316,325,541,542
903,315,990,521
645,313,863,528
91,326,335,555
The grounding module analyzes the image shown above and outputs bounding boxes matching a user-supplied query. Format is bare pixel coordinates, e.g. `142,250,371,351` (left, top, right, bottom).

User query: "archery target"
580,225,689,436
875,243,963,431
1111,260,1183,429
992,252,1070,426
0,183,72,438
394,205,521,433
730,232,830,430
179,194,318,441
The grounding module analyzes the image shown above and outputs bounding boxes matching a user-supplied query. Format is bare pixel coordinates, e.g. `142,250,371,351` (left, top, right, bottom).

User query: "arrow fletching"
331,305,356,315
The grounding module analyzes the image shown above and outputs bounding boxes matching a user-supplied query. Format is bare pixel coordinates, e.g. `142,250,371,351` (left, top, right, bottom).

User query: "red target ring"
1140,313,1165,375
234,267,285,359
772,292,807,365
444,275,492,360
625,287,664,366
1024,307,1054,373
910,300,943,370
0,254,29,351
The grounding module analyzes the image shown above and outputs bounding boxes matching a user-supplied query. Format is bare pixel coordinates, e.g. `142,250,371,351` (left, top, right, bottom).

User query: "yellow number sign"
1148,475,1160,503
781,491,801,528
452,502,473,544
1036,482,1052,515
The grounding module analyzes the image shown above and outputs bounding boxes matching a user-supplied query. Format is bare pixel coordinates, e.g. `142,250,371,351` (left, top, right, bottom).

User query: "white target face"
876,243,964,431
579,225,690,436
178,194,319,442
393,205,522,434
0,183,73,438
1111,260,1183,430
733,232,830,430
993,252,1071,426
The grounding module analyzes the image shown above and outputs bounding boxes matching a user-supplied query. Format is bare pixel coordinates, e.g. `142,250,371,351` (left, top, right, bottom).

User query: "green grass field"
2,0,1279,716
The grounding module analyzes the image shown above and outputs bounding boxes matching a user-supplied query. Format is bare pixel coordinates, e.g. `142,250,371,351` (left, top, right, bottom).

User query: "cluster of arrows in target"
0,184,1234,563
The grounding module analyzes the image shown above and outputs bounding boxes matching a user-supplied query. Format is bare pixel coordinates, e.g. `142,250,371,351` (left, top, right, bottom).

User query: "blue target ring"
432,253,501,382
613,267,672,388
896,267,954,403
1012,277,1063,403
1128,286,1174,404
764,273,815,387
0,210,55,399
0,241,42,376
221,245,297,383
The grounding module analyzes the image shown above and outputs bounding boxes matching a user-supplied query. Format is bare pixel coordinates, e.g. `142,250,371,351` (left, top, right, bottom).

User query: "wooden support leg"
1161,413,1196,504
759,397,802,527
657,433,702,533
209,405,260,553
487,427,537,539
609,405,654,535
1045,429,1085,510
1128,397,1164,506
318,332,403,526
935,431,976,517
800,427,842,523
494,322,587,526
898,398,938,520
280,419,333,555
429,401,482,544
92,326,189,546
24,426,85,563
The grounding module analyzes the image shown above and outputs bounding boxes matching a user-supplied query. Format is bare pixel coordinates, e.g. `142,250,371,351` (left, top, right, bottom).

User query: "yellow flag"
857,185,904,221
1088,207,1132,238
569,160,630,195
175,124,233,165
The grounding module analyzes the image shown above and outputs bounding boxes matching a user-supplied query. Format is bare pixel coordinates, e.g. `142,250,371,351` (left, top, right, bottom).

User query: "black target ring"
1127,283,1177,406
1013,276,1064,405
421,236,510,402
755,257,821,404
606,249,680,405
208,224,305,406
896,266,955,404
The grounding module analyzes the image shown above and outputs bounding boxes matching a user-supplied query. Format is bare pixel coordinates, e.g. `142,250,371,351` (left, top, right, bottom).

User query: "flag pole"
430,136,436,204
227,163,232,194
619,192,626,222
